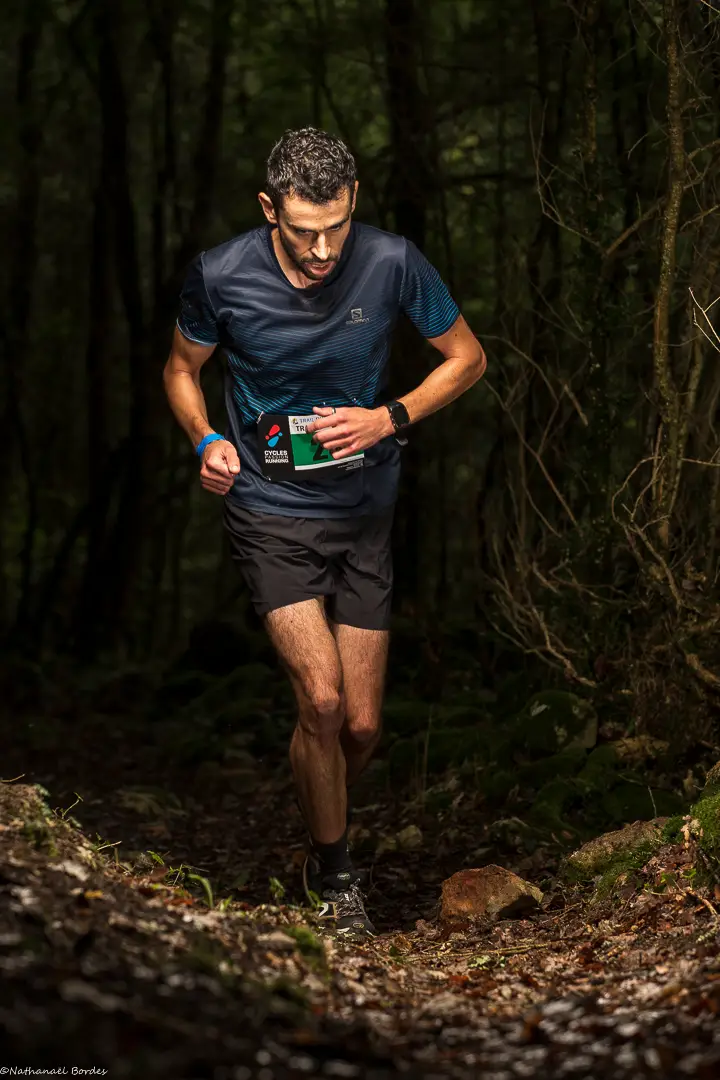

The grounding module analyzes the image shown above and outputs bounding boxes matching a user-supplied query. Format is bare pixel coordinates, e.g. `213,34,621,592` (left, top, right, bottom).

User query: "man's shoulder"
352,222,408,262
200,226,267,280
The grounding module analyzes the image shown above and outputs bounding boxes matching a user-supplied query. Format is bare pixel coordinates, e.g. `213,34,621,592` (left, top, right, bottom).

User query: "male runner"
164,128,485,939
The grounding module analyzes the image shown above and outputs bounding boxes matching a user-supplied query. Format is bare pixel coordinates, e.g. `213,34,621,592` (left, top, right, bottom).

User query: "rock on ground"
566,818,667,877
440,865,543,927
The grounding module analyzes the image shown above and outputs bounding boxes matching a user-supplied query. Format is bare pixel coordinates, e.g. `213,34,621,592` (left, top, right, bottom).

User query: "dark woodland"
2,0,720,1076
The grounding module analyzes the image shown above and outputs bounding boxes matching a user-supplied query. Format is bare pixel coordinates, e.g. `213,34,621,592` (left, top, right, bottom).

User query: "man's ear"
350,180,359,214
258,192,278,224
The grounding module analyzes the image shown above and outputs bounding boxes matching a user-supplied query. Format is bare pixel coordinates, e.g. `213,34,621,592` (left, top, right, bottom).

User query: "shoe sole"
336,922,376,940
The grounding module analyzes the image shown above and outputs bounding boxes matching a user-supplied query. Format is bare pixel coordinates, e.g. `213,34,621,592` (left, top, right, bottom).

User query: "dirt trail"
2,724,720,1079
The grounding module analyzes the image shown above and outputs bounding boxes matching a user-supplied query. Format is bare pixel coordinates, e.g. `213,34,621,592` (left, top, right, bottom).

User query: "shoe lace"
323,881,368,920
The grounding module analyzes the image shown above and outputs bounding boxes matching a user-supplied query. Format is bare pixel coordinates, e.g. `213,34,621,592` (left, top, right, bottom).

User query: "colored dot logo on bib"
266,424,282,448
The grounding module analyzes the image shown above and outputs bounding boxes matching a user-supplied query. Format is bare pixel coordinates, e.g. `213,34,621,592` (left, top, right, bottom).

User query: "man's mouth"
305,261,335,275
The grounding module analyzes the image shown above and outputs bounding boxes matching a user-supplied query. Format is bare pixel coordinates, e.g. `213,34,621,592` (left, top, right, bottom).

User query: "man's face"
260,185,357,282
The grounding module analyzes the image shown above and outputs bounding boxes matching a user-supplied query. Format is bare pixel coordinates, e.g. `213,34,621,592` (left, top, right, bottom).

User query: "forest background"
2,0,720,768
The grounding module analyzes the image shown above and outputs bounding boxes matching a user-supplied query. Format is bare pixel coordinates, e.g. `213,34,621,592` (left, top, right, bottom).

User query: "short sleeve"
177,254,219,345
399,240,460,339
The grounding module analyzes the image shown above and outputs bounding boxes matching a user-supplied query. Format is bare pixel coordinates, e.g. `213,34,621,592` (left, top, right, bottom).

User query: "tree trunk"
72,0,146,654
652,0,685,547
3,2,47,639
385,0,431,614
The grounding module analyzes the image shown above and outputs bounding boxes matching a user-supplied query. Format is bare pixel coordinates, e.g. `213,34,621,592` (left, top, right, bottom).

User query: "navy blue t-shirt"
177,222,459,518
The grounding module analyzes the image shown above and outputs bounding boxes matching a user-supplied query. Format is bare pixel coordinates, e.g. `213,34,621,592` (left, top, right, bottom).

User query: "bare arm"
393,313,486,429
308,314,486,455
163,326,218,445
163,326,240,494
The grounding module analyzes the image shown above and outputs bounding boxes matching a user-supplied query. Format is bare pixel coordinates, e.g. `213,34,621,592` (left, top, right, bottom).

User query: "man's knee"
344,713,381,747
298,683,344,739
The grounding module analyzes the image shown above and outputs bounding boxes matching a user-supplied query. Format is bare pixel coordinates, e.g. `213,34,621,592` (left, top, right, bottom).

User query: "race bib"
256,413,364,483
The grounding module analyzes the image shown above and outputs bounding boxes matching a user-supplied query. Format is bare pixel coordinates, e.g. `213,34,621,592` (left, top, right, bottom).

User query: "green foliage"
267,976,310,1008
661,816,685,843
12,784,60,856
184,936,233,980
54,792,83,823
579,745,620,785
386,677,691,843
185,873,215,909
508,692,598,759
467,954,505,970
690,790,720,861
21,820,59,857
593,843,659,899
599,782,684,823
531,778,585,835
283,925,324,960
516,748,589,789
268,877,286,903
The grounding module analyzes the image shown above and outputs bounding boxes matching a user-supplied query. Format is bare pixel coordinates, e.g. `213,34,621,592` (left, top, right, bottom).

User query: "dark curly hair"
266,128,356,208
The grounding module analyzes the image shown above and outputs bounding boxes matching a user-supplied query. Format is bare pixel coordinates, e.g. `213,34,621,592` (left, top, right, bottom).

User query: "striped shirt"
177,222,459,517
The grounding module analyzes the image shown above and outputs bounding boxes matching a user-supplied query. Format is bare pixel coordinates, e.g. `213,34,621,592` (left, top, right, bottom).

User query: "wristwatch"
385,400,410,433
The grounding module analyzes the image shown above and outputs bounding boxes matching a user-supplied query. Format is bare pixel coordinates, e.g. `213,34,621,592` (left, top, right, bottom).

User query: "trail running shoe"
302,853,376,941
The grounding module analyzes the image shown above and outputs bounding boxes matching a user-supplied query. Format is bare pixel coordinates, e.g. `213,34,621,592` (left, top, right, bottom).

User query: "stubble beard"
278,228,338,282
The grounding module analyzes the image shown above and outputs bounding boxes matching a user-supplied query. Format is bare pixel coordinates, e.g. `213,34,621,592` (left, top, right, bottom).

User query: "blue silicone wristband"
196,433,225,458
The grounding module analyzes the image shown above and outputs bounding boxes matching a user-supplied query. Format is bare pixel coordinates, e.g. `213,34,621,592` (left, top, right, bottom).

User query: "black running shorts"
223,502,395,631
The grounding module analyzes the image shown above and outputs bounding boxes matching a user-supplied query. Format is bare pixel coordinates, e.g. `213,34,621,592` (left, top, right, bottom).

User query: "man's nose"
312,233,329,261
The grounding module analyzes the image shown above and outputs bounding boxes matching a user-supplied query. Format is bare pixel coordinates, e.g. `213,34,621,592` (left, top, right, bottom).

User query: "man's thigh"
265,598,342,706
331,622,389,728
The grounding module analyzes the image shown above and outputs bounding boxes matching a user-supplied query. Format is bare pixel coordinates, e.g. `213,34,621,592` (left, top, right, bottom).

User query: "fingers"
312,424,350,448
200,461,236,493
307,406,345,434
200,440,240,495
222,445,241,475
201,475,234,495
311,415,365,454
306,416,336,434
203,442,239,477
321,433,356,451
331,444,362,460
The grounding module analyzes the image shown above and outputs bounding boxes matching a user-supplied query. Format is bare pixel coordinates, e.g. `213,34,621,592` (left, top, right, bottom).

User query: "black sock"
311,829,353,874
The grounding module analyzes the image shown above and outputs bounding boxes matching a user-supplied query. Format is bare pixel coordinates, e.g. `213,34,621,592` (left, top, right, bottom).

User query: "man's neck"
271,228,320,290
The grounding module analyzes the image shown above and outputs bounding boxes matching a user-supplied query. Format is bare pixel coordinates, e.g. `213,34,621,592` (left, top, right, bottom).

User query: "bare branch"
484,379,578,526
683,651,720,692
690,287,720,353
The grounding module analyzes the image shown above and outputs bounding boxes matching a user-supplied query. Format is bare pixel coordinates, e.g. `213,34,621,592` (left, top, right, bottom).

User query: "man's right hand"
200,439,241,495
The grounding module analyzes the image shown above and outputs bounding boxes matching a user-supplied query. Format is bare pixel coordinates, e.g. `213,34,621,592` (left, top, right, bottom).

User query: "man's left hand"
306,406,393,458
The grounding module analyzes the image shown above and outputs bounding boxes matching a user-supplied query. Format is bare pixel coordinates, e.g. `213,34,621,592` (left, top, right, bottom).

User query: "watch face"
390,401,409,429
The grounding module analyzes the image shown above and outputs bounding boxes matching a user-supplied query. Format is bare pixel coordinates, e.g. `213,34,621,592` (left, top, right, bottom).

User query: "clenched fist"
200,438,240,495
